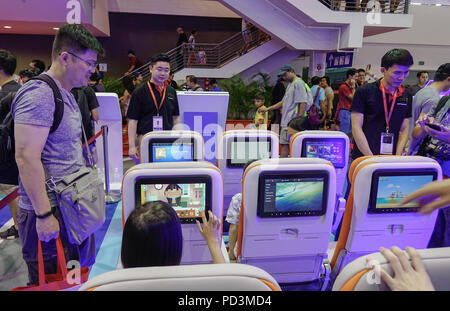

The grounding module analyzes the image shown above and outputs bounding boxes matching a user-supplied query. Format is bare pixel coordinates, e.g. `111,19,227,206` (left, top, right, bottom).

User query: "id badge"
153,116,163,131
380,132,394,155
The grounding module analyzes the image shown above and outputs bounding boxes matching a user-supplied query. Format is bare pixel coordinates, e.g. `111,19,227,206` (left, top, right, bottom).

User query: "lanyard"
147,81,167,116
380,82,399,133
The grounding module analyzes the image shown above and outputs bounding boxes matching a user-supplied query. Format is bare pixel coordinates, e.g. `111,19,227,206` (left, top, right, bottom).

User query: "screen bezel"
134,175,212,223
257,170,329,218
368,169,438,214
226,137,272,168
148,137,196,163
300,137,346,169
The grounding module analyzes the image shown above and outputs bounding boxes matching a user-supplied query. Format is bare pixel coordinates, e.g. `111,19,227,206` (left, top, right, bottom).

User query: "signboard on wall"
326,52,354,69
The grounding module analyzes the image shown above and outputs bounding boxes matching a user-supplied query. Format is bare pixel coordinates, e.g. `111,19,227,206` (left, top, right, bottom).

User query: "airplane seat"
329,155,442,282
79,263,281,291
236,158,336,289
332,247,450,291
122,161,223,265
139,130,204,163
217,130,279,217
289,130,350,235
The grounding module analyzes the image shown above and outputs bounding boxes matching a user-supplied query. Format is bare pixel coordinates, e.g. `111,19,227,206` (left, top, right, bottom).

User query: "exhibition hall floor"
0,199,123,290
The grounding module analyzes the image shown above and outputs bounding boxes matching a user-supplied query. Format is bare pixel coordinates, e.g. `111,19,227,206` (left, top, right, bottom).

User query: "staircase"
119,0,414,82
120,25,279,82
218,0,413,49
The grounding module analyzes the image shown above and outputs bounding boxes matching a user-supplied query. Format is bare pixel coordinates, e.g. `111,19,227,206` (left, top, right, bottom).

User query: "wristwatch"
36,206,56,219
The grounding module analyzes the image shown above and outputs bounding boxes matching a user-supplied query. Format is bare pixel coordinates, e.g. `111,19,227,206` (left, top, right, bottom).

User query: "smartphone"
366,64,371,71
425,123,442,131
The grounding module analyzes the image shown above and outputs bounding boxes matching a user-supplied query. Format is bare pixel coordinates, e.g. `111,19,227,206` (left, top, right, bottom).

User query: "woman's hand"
196,211,225,264
377,246,435,291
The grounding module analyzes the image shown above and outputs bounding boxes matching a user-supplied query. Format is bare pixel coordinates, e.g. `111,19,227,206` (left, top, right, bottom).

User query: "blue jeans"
339,109,352,134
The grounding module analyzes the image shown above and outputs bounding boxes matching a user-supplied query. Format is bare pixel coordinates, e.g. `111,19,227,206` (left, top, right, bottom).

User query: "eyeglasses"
66,51,98,69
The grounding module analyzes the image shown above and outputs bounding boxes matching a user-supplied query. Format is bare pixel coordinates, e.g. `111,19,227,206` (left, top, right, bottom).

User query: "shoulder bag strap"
30,74,64,133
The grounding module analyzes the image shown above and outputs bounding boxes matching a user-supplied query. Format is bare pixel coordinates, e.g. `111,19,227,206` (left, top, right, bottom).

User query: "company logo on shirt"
396,97,409,105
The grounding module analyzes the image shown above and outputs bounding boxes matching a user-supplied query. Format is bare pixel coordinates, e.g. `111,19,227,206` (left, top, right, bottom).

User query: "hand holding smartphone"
425,123,442,132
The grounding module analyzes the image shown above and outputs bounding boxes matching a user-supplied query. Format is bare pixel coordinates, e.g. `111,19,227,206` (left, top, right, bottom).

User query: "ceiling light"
53,27,59,30
3,26,12,29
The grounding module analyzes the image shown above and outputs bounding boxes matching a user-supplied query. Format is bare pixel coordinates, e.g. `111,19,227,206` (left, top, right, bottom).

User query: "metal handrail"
119,25,271,81
318,0,410,14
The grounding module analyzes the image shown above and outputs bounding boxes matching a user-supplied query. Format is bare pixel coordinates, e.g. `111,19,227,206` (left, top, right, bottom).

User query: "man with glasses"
11,24,104,285
356,68,367,88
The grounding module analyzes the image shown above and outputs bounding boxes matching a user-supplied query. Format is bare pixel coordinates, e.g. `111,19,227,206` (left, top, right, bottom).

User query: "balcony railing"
119,25,271,82
318,0,410,14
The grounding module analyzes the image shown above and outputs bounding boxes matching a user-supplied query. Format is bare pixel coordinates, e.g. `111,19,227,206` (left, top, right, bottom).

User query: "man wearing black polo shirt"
351,49,413,159
127,53,180,159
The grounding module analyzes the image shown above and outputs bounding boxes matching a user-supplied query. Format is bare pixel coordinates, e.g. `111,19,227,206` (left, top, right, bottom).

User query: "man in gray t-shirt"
11,24,104,285
12,74,84,209
410,87,440,138
409,64,450,139
259,64,308,157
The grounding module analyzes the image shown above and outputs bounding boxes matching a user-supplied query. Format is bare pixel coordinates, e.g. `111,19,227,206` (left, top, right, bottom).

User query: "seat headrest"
128,161,217,171
79,263,281,291
333,247,450,291
349,155,439,182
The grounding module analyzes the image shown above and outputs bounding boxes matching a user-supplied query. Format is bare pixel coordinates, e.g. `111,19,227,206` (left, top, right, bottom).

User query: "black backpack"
0,74,64,165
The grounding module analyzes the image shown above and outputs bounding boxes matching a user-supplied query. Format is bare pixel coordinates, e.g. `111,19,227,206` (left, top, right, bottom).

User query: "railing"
119,25,271,82
318,0,410,14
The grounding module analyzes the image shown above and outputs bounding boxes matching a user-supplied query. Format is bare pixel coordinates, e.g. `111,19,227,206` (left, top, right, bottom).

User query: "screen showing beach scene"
140,183,206,218
375,175,434,209
151,143,193,162
263,177,325,213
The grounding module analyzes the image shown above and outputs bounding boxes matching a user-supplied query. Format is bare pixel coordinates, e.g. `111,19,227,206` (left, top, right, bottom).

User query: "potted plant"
220,73,275,125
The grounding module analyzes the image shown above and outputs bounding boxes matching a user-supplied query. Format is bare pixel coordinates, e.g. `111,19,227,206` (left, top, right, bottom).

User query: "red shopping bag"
11,237,89,291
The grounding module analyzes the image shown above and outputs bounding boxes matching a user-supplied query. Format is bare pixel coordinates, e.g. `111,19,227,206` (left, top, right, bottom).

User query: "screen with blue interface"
258,172,328,217
151,143,193,162
302,138,345,168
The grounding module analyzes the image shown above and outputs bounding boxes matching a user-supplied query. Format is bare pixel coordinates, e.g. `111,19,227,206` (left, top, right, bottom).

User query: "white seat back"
331,156,442,274
217,130,279,216
122,161,223,264
237,158,336,284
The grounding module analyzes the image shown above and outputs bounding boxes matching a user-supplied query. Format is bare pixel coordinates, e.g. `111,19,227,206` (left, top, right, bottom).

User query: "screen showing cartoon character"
304,138,345,168
263,177,325,213
152,143,193,162
140,183,206,218
375,175,434,209
230,140,271,165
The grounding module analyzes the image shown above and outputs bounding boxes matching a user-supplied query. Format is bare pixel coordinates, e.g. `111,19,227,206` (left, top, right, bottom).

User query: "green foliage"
219,73,274,120
103,76,124,97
